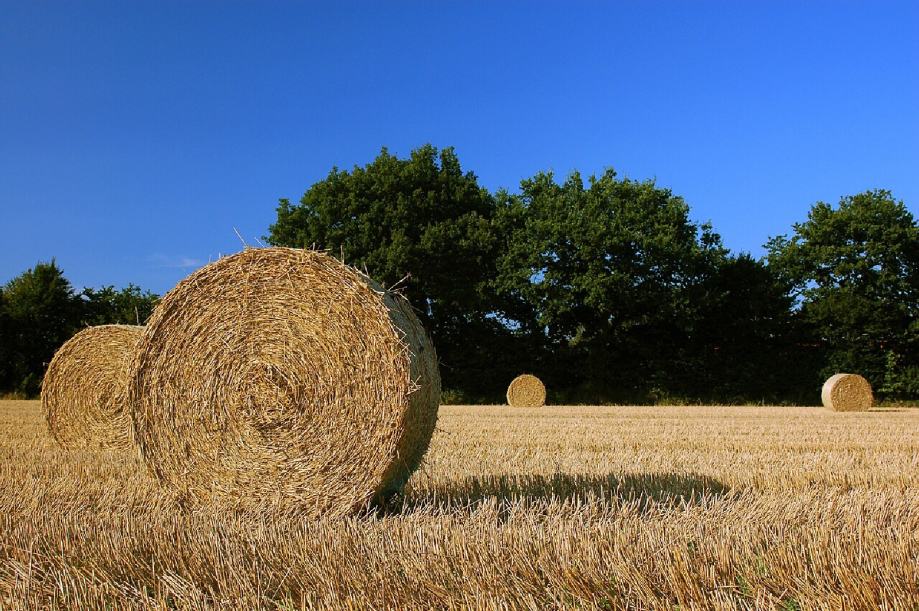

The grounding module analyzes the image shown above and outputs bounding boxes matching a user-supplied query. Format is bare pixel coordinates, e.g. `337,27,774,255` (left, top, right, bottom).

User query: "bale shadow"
377,471,730,516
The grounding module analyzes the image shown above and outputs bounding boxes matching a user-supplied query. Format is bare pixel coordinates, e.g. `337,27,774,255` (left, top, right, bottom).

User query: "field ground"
1,400,918,609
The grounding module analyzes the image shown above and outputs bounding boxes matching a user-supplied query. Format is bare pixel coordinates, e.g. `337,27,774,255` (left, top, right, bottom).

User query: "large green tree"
767,190,919,398
493,170,731,402
0,261,82,395
267,145,523,400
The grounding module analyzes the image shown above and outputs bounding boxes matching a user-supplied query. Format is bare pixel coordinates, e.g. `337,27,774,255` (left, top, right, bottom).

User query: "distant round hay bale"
128,247,440,517
41,324,144,449
821,373,873,412
506,374,546,407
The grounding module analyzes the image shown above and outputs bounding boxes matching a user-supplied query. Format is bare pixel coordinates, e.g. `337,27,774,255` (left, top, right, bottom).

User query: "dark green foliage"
0,261,82,395
685,254,817,404
767,190,919,400
268,145,495,326
492,170,813,403
0,288,11,393
0,262,159,397
493,170,730,402
269,146,917,404
267,145,527,400
81,285,159,327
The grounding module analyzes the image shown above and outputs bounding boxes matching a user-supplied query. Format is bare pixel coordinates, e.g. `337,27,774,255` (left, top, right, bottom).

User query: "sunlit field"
1,400,918,608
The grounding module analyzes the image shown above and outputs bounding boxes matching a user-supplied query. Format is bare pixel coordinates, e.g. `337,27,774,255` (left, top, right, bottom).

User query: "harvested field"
1,400,918,608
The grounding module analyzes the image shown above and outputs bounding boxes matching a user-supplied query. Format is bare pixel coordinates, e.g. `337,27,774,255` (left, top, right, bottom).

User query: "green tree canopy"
81,285,159,327
494,169,730,402
0,260,81,395
265,146,917,404
688,253,809,403
0,288,10,392
767,190,919,397
0,262,161,397
267,145,522,399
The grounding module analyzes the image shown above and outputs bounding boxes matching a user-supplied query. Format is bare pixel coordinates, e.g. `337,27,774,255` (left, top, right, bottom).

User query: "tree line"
268,145,918,404
2,144,916,403
0,263,158,396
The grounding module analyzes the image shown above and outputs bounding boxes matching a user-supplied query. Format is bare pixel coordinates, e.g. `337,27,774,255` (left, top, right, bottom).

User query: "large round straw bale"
506,374,546,407
821,373,873,411
128,247,440,517
41,324,144,449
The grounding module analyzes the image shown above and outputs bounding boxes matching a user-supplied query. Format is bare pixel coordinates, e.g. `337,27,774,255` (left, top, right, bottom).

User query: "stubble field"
1,400,918,609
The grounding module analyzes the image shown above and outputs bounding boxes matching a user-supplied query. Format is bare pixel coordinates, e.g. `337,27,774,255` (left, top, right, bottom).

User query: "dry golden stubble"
821,373,874,411
128,247,440,517
3,401,919,608
506,374,546,407
40,324,144,449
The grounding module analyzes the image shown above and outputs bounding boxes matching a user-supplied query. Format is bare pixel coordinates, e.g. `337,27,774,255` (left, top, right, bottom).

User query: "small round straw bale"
821,373,873,411
506,374,546,407
41,324,144,449
128,247,440,517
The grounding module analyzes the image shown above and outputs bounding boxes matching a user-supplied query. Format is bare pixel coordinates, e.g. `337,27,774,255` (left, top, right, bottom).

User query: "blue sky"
2,1,917,295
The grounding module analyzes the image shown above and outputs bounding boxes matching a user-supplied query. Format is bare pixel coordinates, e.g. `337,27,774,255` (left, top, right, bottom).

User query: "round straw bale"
821,373,873,412
506,374,546,407
128,247,440,516
41,324,144,449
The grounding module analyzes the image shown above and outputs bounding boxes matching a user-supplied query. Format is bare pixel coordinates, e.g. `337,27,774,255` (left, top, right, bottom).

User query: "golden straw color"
128,247,440,517
41,324,144,449
821,373,874,411
506,374,546,407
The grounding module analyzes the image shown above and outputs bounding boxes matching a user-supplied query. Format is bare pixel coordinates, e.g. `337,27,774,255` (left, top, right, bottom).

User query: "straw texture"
128,247,440,516
821,373,874,412
506,374,546,407
41,324,144,449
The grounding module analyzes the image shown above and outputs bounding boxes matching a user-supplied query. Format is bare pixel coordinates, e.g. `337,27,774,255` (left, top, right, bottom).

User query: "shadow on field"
382,471,730,515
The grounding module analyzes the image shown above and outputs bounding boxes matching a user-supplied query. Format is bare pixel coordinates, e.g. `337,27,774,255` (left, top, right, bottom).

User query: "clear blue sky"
2,1,917,295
